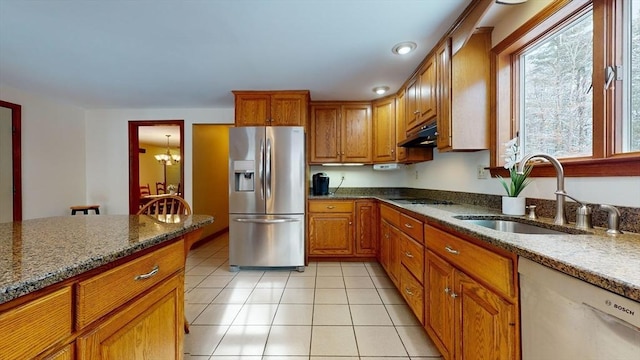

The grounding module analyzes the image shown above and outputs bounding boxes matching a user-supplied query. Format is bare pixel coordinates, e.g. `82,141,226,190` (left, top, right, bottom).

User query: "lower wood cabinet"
355,200,378,256
424,225,517,360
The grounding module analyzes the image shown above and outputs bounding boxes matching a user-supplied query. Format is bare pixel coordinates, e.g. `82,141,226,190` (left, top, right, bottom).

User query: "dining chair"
136,194,193,333
140,184,151,197
156,182,166,195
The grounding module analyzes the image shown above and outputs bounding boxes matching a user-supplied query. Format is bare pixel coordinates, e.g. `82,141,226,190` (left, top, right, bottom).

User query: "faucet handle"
599,204,623,235
554,191,593,229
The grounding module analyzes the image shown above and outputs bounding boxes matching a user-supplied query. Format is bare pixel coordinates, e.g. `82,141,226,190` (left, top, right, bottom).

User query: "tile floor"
184,233,442,360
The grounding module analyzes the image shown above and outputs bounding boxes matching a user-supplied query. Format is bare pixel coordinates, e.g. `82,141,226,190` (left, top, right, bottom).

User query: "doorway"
0,100,21,222
128,120,184,214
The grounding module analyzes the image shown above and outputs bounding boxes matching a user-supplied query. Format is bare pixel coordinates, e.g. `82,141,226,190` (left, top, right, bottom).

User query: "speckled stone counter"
0,214,213,305
310,194,640,302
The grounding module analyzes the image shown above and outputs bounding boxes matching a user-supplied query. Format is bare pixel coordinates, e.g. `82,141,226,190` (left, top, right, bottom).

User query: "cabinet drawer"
426,225,514,298
380,204,400,227
400,233,424,283
76,240,184,328
309,200,354,213
399,213,423,243
400,266,424,324
0,287,72,360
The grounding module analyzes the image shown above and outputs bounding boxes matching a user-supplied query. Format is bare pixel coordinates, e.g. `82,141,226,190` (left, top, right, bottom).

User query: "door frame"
0,100,22,221
128,120,184,214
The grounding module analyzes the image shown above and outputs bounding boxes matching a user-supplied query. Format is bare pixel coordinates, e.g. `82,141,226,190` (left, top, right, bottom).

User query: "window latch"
604,65,622,90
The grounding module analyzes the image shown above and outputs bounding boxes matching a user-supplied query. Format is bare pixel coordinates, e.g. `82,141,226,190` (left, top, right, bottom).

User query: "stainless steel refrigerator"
228,126,305,272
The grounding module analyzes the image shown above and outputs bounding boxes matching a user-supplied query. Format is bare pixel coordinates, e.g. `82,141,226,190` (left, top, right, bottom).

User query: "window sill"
489,156,640,178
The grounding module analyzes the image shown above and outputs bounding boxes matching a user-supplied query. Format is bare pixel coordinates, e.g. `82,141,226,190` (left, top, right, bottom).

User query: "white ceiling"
139,125,181,147
0,0,471,109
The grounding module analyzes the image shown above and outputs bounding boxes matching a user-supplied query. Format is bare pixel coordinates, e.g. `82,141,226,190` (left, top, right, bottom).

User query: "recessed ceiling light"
495,0,527,4
392,42,417,55
373,86,390,95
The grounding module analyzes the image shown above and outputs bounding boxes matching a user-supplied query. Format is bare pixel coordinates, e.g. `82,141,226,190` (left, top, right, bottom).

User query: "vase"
502,196,525,215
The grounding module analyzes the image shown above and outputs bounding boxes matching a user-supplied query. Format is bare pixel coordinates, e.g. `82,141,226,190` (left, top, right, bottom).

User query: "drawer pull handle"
404,223,414,229
444,287,450,294
404,287,414,296
326,206,335,209
404,251,414,258
134,265,159,281
450,292,458,299
445,246,459,255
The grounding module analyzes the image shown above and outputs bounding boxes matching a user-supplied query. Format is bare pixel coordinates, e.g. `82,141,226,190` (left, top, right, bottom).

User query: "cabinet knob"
413,110,420,115
444,287,450,294
349,222,353,225
450,292,458,299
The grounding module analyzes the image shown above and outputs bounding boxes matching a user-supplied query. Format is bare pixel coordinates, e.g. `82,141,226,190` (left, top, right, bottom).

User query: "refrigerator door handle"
265,137,272,200
259,139,265,200
234,218,301,224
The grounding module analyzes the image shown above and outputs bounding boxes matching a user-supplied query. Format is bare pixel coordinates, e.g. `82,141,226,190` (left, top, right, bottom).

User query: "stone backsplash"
324,187,640,234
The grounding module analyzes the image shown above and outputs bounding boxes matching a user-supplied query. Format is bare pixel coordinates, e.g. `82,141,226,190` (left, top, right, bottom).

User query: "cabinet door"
372,98,396,163
379,220,391,269
436,39,452,150
77,274,184,360
46,344,74,360
234,93,270,126
388,225,401,286
310,104,341,163
418,56,437,124
271,93,308,126
355,200,378,256
454,271,516,360
405,77,419,132
425,251,454,360
308,212,354,256
395,90,407,161
341,103,372,163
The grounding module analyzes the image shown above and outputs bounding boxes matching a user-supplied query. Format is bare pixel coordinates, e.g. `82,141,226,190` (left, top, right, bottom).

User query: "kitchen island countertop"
310,195,640,302
0,214,213,304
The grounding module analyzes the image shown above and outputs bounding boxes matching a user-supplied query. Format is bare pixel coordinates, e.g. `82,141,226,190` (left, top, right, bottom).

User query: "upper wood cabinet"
436,29,491,151
395,90,434,164
372,97,396,163
233,90,309,127
405,55,438,134
309,102,372,164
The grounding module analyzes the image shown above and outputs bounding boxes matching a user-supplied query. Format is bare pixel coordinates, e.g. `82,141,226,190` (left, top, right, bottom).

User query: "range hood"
398,122,438,147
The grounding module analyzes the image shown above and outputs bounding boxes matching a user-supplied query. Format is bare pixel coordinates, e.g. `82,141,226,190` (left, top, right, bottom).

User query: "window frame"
490,0,640,177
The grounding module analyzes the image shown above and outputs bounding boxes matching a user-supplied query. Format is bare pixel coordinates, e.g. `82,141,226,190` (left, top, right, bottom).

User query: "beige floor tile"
396,326,442,357
316,261,342,267
281,288,315,304
235,269,265,277
289,267,317,277
185,275,207,289
371,276,395,288
211,288,253,304
341,266,370,276
310,357,359,360
314,288,348,304
212,325,270,356
366,265,389,277
186,288,223,304
211,267,238,276
246,288,284,303
187,265,219,276
255,277,289,289
316,266,343,276
310,326,358,356
182,355,211,360
185,303,207,323
208,356,261,360
193,304,242,325
354,326,408,357
341,262,366,267
232,303,278,325
226,276,261,288
350,304,393,325
313,304,353,325
346,288,383,304
263,357,308,360
199,275,235,288
273,304,314,325
316,276,345,288
362,357,410,360
344,276,375,289
286,276,317,288
386,304,421,326
183,324,228,355
377,287,406,304
263,325,312,356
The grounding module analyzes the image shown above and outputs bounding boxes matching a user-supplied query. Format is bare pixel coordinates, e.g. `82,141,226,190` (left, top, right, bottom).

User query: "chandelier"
155,134,181,165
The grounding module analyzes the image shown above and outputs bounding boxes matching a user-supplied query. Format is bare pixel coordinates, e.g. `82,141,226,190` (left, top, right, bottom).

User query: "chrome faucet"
517,153,567,225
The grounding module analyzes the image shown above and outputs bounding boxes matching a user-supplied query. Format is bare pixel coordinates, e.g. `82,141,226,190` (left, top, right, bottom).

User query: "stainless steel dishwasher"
518,257,640,359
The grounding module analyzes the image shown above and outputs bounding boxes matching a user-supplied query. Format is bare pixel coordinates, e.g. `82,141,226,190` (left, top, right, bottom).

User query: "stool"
70,205,100,215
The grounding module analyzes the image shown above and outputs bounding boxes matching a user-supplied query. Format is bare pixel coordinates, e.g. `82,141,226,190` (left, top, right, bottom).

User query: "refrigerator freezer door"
229,127,266,214
229,214,305,268
265,126,305,214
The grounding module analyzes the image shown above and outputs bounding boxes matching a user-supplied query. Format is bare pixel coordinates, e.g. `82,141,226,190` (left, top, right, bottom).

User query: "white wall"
85,108,234,214
0,85,87,219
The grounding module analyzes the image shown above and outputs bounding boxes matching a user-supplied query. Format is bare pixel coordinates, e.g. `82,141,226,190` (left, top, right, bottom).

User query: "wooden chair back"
156,182,166,195
140,184,151,197
137,195,191,216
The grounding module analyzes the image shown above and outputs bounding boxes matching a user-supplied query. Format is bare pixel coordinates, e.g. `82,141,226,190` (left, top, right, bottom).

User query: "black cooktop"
390,198,455,205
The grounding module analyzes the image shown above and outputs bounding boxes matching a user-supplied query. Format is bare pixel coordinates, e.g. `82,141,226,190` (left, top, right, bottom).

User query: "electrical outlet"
340,172,345,181
477,165,489,179
415,170,419,180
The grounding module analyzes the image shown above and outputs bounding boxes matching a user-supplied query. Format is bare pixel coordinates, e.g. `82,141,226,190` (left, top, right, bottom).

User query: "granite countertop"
311,195,640,302
0,214,213,305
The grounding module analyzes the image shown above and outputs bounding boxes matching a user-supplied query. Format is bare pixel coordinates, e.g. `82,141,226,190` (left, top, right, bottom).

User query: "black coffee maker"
312,173,330,195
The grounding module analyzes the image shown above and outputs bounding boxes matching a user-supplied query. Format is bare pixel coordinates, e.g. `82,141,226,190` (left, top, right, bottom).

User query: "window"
492,0,640,177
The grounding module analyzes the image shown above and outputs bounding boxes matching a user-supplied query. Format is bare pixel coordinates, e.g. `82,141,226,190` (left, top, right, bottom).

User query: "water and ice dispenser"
233,160,254,192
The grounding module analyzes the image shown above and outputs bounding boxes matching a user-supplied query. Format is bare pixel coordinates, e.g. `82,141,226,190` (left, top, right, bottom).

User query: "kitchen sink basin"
453,216,590,235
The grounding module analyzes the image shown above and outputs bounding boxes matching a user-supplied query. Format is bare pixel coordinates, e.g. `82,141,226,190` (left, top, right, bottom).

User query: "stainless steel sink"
454,216,590,235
